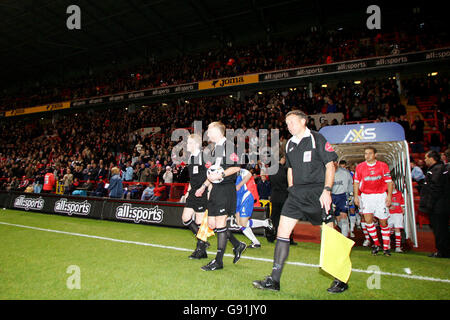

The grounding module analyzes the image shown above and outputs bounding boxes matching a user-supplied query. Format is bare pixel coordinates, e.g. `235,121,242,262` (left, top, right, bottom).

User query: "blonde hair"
111,167,120,175
208,121,226,136
188,133,202,147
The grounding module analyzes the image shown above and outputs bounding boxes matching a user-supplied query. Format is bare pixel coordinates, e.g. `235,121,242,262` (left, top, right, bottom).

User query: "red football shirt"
354,160,392,194
389,189,404,214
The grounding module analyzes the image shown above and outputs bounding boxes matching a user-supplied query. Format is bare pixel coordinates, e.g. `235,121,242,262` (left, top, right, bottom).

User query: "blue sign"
319,122,405,144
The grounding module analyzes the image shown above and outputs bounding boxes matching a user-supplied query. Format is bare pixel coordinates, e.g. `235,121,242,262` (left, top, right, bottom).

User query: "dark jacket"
269,162,288,204
419,162,445,214
257,180,272,200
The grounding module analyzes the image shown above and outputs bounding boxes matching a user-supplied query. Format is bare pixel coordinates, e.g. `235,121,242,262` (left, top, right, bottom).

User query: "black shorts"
281,184,333,225
207,183,237,217
185,192,207,213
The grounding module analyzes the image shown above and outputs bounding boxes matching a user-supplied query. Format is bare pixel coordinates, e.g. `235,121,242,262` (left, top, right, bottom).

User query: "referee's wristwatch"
323,186,332,192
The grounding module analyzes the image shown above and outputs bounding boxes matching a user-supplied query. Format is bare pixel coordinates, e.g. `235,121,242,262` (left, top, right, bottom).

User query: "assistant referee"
253,110,349,293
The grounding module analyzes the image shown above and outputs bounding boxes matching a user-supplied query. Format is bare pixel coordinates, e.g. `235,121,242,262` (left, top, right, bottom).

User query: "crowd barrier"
0,191,269,234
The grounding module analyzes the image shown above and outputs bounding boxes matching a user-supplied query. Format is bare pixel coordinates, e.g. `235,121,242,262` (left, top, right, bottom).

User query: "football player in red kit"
354,147,393,256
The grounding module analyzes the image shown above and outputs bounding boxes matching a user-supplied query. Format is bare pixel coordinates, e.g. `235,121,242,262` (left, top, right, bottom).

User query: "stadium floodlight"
431,72,438,76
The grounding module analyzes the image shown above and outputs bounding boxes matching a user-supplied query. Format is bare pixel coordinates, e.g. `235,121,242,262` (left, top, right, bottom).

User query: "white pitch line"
1,221,449,284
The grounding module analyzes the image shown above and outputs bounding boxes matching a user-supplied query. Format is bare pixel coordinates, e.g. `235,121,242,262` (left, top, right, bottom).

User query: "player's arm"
384,165,393,207
223,166,241,177
236,169,251,191
320,161,335,213
194,179,211,197
287,167,293,188
386,181,393,207
353,180,360,208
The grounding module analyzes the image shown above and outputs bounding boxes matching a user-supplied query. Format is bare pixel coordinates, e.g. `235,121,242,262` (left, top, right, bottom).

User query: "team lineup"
180,110,407,294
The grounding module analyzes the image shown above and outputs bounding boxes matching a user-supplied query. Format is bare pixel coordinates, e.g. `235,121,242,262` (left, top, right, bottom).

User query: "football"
207,164,224,183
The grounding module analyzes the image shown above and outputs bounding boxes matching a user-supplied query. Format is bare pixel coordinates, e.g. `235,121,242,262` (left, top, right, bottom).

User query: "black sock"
196,238,208,250
183,217,199,236
215,227,227,264
226,220,241,248
271,237,290,283
227,229,241,248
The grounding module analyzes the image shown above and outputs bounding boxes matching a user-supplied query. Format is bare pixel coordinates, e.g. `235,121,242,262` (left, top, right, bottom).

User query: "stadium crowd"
1,74,449,199
1,22,449,111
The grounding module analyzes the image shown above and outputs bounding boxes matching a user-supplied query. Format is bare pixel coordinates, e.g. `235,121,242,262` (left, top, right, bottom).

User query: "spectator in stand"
71,178,82,195
163,166,173,184
108,167,123,199
7,177,19,191
88,163,99,181
307,118,318,131
410,159,426,191
123,161,134,182
429,127,442,152
150,184,166,201
42,167,56,193
62,168,74,195
413,115,425,142
398,115,410,138
141,182,155,200
93,179,108,197
257,174,271,200
138,163,151,183
18,176,30,192
408,123,425,153
81,178,94,195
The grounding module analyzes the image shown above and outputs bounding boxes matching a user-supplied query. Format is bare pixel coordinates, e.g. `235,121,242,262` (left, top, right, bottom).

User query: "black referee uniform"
185,151,208,213
207,138,238,217
183,150,210,260
282,128,337,224
253,125,348,293
201,137,246,270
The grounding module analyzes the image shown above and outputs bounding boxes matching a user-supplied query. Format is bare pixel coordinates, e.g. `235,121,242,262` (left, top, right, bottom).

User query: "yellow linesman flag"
196,210,215,242
319,223,355,283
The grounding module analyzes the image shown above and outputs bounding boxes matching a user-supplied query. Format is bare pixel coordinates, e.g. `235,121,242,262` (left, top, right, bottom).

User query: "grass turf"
0,209,449,300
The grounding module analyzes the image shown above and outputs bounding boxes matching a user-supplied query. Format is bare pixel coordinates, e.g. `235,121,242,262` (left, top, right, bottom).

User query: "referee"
253,110,349,293
181,134,210,259
195,121,247,271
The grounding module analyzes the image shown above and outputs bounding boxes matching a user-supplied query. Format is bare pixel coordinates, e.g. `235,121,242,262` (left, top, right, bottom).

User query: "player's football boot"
371,245,380,255
265,219,274,232
233,242,247,264
248,243,261,249
252,276,280,291
189,248,208,259
201,259,223,271
383,249,391,256
327,279,349,293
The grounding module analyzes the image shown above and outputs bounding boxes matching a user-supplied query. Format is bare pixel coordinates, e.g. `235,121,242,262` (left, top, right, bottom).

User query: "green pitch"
0,209,449,300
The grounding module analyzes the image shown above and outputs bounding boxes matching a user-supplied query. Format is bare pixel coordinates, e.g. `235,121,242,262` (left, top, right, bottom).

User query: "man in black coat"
419,150,449,258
